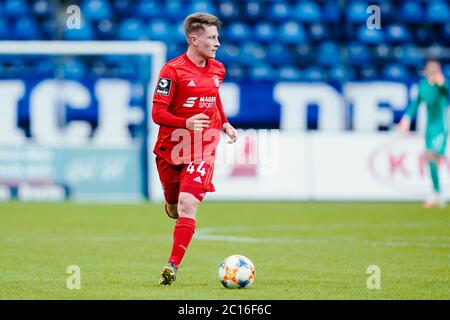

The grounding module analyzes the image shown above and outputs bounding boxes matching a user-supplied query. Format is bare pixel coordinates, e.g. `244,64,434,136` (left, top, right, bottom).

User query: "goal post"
0,41,167,202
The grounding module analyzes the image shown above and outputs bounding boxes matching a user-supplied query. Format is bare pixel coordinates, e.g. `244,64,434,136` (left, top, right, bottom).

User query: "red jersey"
152,53,228,165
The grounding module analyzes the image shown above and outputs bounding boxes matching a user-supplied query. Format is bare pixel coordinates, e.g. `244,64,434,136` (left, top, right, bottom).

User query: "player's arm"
217,93,238,144
152,65,210,130
398,85,422,132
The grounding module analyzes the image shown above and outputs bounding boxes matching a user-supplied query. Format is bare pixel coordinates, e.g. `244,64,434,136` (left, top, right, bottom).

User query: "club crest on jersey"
212,75,221,88
156,78,172,96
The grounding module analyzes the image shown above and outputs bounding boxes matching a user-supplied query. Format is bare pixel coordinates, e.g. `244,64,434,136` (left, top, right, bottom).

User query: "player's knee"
178,194,199,218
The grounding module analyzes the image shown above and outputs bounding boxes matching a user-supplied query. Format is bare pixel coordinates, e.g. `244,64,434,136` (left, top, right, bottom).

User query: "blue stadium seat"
226,22,251,42
32,0,53,16
254,22,275,43
117,19,145,40
166,43,185,60
385,24,411,43
322,1,341,22
360,65,378,81
146,19,172,42
4,0,28,17
266,43,293,66
267,1,292,21
382,64,409,81
186,0,216,16
95,19,116,40
302,66,324,82
218,1,239,20
328,65,355,82
347,42,370,66
278,21,307,44
278,65,302,81
357,25,384,44
427,1,450,23
317,42,341,66
165,0,185,21
225,64,245,81
216,43,240,65
113,0,134,17
0,19,10,40
63,20,95,40
347,1,369,23
173,23,187,44
14,17,41,40
62,58,86,79
402,44,425,66
249,63,275,81
294,44,314,65
42,18,58,40
134,0,158,19
443,23,450,40
293,1,322,23
82,0,112,21
238,42,267,66
244,1,264,21
309,22,329,42
400,1,423,23
443,64,450,80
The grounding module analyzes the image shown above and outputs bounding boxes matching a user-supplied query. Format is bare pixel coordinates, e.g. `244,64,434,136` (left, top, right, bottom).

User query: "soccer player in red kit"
152,13,238,285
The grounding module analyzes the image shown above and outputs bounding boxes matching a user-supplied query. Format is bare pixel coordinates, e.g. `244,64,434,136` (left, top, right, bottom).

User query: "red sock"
168,217,196,268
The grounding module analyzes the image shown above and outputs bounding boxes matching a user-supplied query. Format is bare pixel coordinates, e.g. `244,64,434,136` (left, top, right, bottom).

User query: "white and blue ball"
218,255,255,289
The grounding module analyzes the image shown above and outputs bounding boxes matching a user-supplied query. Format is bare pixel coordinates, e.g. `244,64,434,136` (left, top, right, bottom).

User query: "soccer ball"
218,255,255,289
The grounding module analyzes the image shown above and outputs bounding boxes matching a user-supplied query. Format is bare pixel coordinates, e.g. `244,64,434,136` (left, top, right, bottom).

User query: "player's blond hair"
183,13,222,38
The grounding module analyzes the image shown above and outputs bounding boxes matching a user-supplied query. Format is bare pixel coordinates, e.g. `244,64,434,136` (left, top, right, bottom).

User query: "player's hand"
186,113,210,131
397,117,411,133
434,72,445,86
222,122,238,144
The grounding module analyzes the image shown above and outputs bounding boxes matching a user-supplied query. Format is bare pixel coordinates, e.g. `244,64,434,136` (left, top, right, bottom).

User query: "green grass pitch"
0,201,448,300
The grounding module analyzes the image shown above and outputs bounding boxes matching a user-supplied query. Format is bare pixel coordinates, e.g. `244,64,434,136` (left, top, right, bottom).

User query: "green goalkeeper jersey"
405,78,449,132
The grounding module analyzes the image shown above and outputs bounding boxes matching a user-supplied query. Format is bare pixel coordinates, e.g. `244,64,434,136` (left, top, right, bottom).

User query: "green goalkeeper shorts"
425,129,448,156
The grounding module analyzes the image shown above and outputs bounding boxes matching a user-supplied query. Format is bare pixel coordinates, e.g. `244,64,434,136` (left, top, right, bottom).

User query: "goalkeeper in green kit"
398,59,449,208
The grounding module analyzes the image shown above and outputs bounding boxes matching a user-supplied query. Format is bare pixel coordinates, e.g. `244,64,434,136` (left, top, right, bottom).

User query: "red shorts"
155,156,215,203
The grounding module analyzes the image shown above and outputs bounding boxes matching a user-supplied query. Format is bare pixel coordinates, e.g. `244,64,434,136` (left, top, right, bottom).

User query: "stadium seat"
277,65,302,81
309,22,329,42
117,19,145,40
63,20,95,40
61,58,86,79
218,1,239,21
113,0,134,17
328,64,355,82
82,0,112,21
95,19,116,40
294,44,314,66
266,43,293,66
164,0,185,21
267,1,292,21
14,17,41,40
347,1,369,23
134,0,159,19
385,24,411,43
238,42,267,66
293,1,322,23
4,0,28,17
382,64,409,81
359,65,378,81
216,43,240,64
427,1,450,23
244,1,264,21
32,0,53,16
166,42,185,60
400,1,423,23
443,23,450,41
317,42,341,66
322,1,341,22
0,18,10,40
186,0,216,16
225,64,246,81
226,22,251,42
278,21,307,44
302,66,325,82
443,64,450,79
357,25,385,44
401,44,425,66
249,63,275,81
254,22,275,43
146,19,172,42
346,42,370,66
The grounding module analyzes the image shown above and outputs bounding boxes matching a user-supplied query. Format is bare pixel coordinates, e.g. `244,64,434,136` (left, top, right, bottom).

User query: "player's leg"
155,156,180,219
160,161,214,285
423,131,447,208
